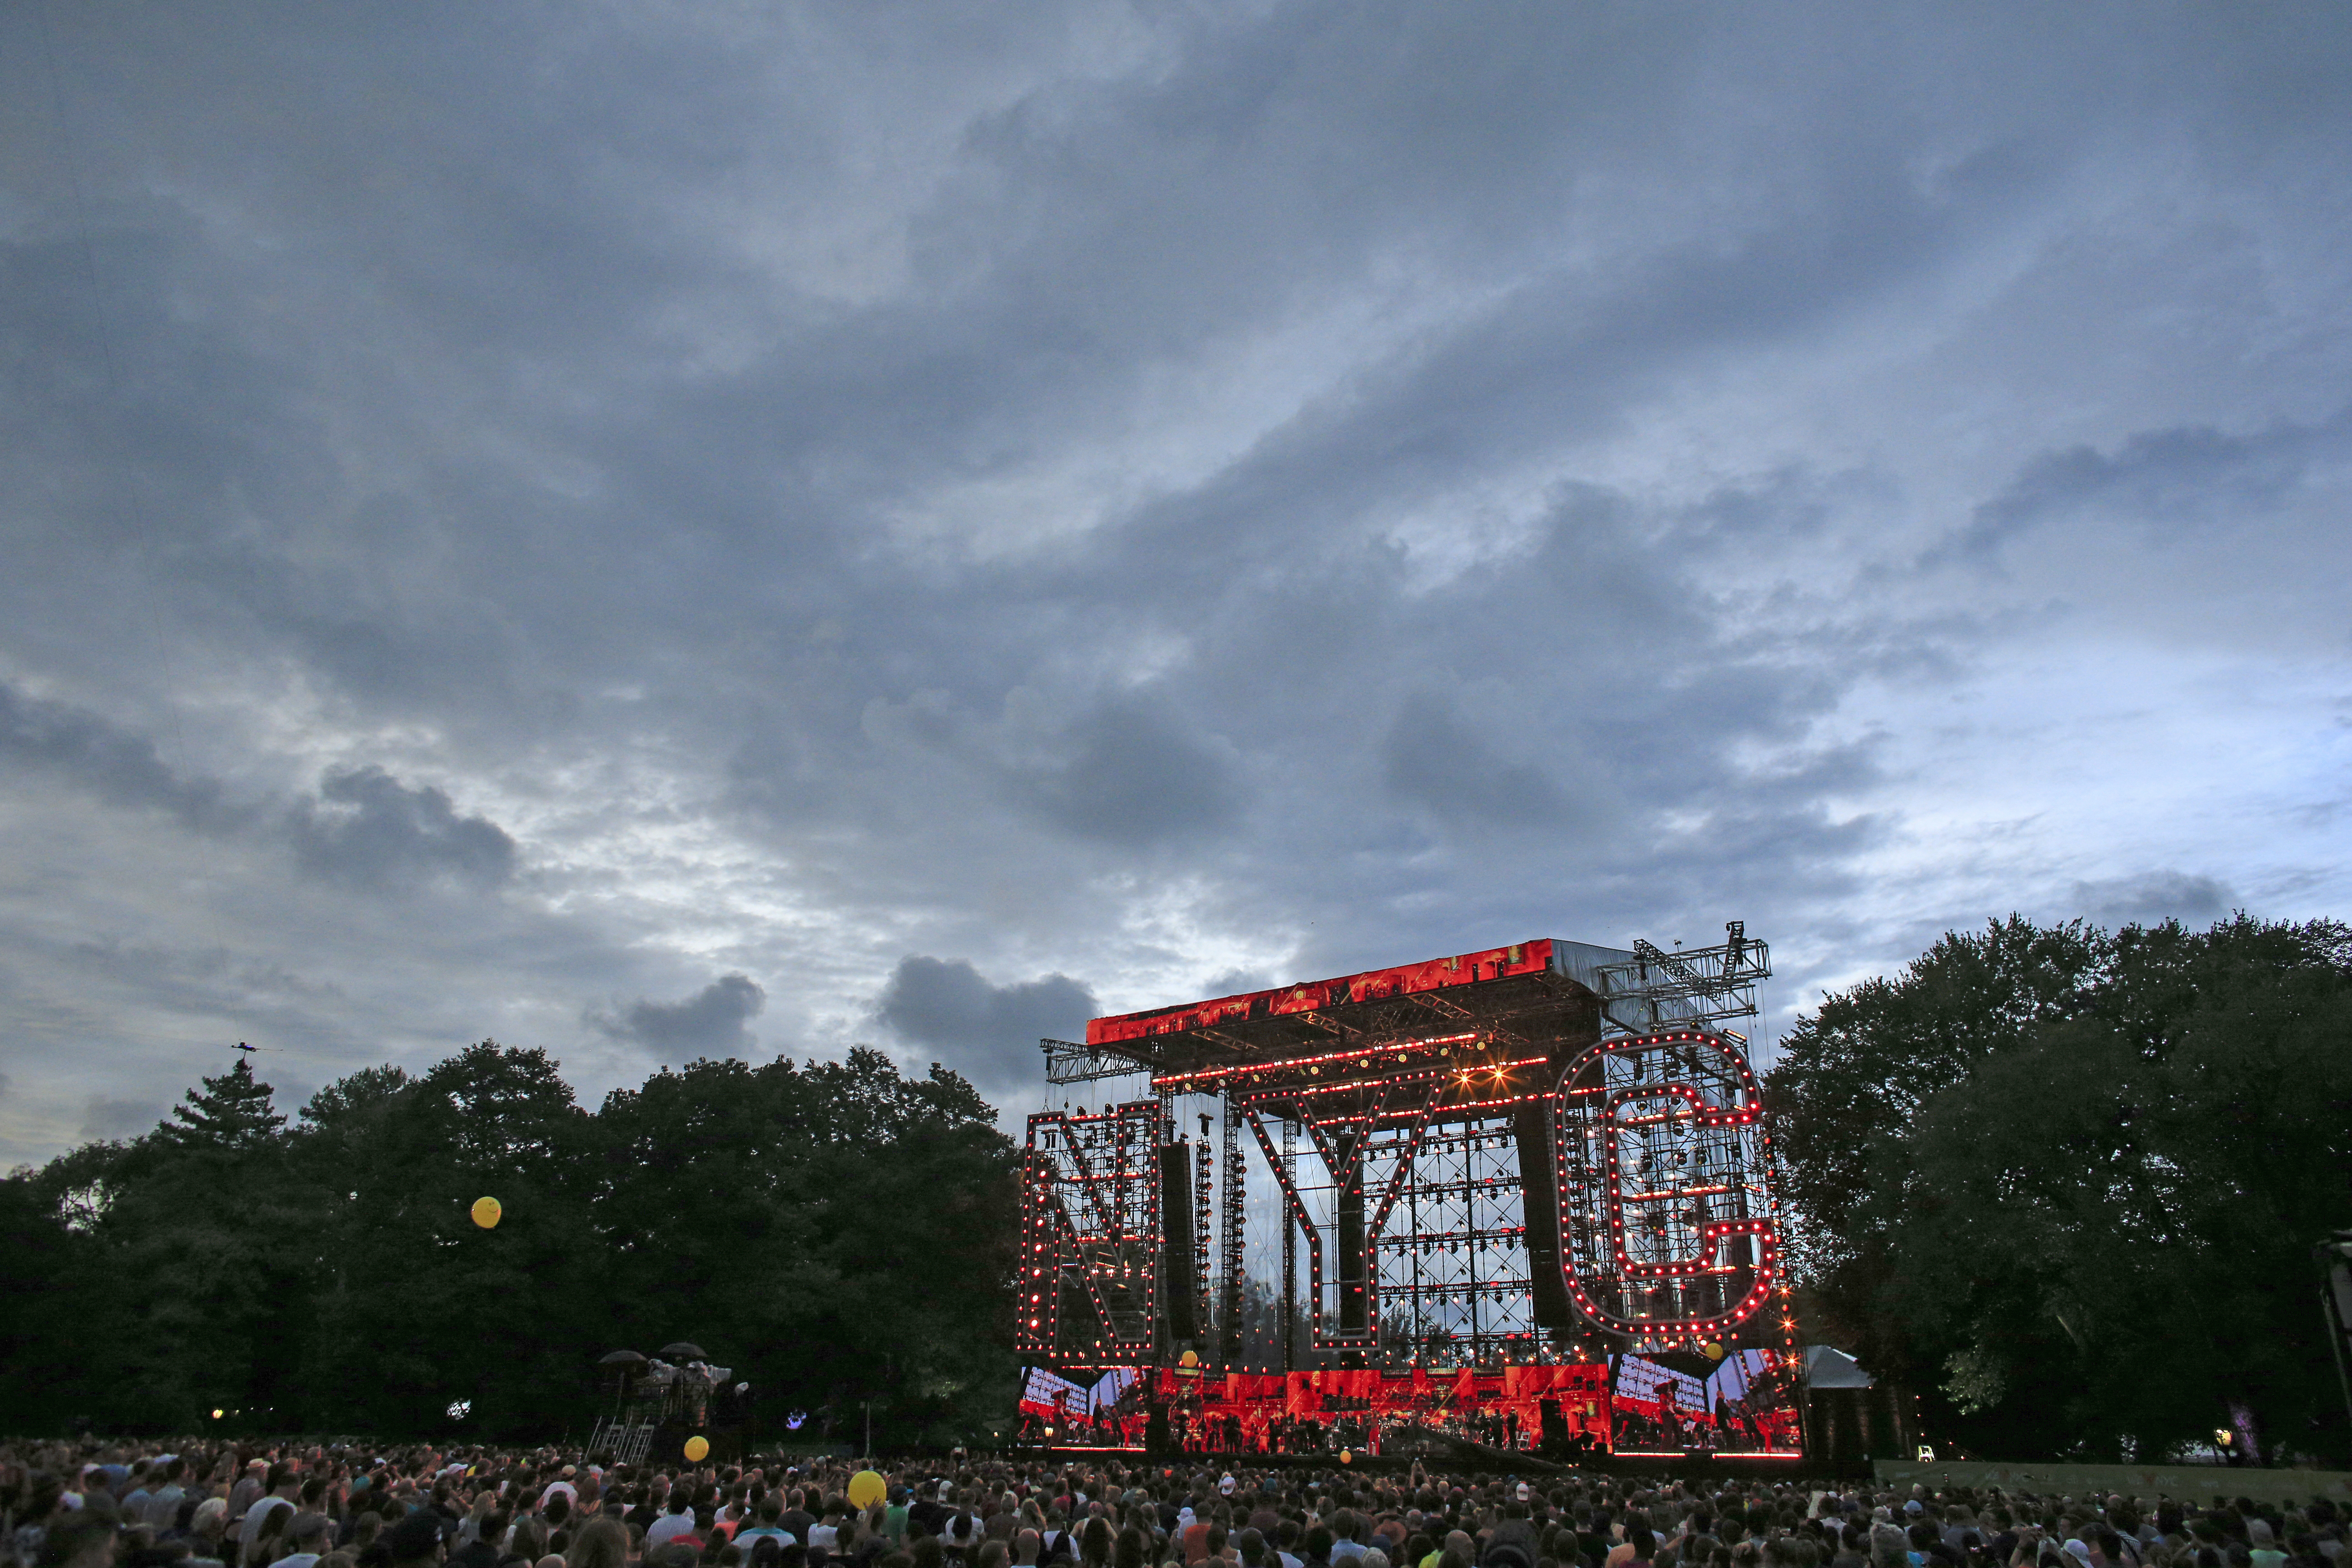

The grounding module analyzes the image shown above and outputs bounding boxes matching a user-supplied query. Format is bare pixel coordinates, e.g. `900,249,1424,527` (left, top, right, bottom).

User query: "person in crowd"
506,1519,553,1568
270,1514,332,1568
648,1503,698,1556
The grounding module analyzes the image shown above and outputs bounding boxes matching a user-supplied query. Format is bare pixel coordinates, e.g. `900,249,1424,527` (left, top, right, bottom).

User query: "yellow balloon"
1339,1449,1353,1465
1704,1342,1727,1361
847,1470,887,1511
470,1196,502,1230
683,1436,710,1462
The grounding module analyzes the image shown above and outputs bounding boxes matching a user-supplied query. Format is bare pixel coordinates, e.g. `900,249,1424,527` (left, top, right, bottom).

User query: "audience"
5,1437,2340,1568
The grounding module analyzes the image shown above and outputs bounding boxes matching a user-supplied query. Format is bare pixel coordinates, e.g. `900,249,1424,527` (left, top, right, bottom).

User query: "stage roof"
1080,937,1638,1077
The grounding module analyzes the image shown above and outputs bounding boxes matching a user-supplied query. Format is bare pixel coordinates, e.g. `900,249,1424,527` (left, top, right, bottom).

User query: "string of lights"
1020,931,1786,1384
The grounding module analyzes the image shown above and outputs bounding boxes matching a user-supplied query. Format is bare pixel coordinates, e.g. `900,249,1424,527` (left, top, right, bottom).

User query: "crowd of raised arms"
5,1444,2342,1568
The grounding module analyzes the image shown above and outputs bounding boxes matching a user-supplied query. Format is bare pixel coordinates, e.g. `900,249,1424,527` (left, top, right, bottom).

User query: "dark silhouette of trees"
157,1058,288,1151
1767,913,2352,1464
0,1042,1017,1445
8,911,2342,1460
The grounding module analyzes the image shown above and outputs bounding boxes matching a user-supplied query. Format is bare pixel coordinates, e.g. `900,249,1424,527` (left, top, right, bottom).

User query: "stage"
1016,933,1818,1468
1003,1442,1840,1481
1019,1357,1802,1465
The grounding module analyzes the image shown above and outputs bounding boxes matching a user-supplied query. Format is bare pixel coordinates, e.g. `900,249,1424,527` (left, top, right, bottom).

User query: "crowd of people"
4,1441,2342,1568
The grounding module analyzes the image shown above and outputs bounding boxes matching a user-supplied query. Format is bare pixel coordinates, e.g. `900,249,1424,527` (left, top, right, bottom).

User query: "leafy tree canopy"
1767,913,2352,1464
156,1056,288,1152
0,1041,1017,1445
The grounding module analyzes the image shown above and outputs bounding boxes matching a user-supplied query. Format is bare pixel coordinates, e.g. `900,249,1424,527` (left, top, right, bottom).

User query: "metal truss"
1218,1096,1246,1361
1379,1116,1540,1363
1589,924,1770,1039
1022,927,1785,1372
1040,1038,1152,1086
1246,1077,1443,1357
1279,1117,1298,1372
1550,1028,1782,1351
1016,1100,1163,1365
1193,1115,1214,1343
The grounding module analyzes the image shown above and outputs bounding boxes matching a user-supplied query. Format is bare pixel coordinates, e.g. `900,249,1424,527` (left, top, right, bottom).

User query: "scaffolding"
1023,929,1783,1370
1552,1027,1781,1348
1193,1114,1214,1344
585,1414,655,1466
1377,1118,1537,1361
1218,1098,1246,1360
1015,1100,1164,1366
1280,1116,1298,1373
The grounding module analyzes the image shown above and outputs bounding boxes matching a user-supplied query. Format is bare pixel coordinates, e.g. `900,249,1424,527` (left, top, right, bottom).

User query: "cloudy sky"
4,2,2349,1164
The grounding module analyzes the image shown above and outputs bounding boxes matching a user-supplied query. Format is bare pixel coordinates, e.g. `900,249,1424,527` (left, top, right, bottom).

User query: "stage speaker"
1514,1099,1577,1328
1160,1142,1199,1339
1336,1132,1367,1335
1538,1397,1571,1455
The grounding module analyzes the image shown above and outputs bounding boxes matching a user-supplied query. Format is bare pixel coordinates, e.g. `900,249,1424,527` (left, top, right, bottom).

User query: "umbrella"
659,1341,709,1362
599,1350,649,1366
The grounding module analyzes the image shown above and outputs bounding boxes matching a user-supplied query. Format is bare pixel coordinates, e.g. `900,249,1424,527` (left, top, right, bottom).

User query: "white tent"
1803,1344,1874,1388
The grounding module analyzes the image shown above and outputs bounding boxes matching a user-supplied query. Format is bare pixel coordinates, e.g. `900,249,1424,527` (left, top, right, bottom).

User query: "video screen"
1016,1365,1144,1445
1610,1349,1802,1454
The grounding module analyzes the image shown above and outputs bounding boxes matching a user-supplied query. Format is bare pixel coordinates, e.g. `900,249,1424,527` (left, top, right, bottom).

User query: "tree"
1765,916,2108,1404
1768,914,2352,1462
298,1043,606,1438
156,1057,287,1152
0,1146,122,1430
592,1047,1019,1448
0,1038,1031,1442
3,1057,315,1432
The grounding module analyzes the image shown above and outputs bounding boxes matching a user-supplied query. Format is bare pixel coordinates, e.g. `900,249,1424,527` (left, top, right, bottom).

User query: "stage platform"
1005,1444,1839,1481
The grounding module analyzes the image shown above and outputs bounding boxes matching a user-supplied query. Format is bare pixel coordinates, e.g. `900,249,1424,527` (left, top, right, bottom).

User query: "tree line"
4,912,2344,1460
0,1044,1019,1446
1764,912,2352,1465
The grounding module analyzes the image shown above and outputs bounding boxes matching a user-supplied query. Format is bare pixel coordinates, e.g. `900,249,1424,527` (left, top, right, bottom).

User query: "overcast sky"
4,2,2348,1164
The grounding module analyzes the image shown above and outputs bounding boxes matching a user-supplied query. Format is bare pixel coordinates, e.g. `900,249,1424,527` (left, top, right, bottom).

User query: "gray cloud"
1009,698,1245,848
78,1095,159,1143
2069,871,2236,930
594,975,767,1057
1383,691,1568,828
289,768,517,892
1958,408,2352,558
0,1,2348,1161
877,957,1098,1089
0,681,235,828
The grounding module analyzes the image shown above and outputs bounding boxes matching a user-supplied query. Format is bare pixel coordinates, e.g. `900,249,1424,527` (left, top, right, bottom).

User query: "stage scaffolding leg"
1280,1116,1297,1374
1220,1094,1245,1364
1465,1124,1483,1352
1336,1129,1367,1342
1196,1113,1215,1348
1408,1154,1424,1358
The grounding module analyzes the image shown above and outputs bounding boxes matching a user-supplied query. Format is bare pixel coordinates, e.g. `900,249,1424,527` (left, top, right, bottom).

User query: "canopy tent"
1803,1344,1874,1388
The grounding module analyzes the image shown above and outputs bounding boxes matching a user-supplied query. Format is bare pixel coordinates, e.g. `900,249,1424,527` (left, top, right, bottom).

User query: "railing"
587,1416,656,1466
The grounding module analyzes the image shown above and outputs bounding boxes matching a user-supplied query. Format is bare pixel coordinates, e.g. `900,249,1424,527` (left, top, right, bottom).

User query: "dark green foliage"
1767,913,2352,1463
591,1048,1019,1446
0,1042,1018,1445
157,1058,289,1151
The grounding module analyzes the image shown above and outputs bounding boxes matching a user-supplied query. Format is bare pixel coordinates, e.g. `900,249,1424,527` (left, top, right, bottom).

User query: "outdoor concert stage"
1014,931,1812,1462
1005,1440,1825,1483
